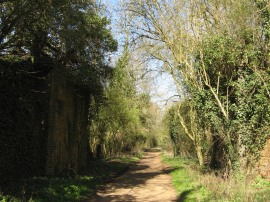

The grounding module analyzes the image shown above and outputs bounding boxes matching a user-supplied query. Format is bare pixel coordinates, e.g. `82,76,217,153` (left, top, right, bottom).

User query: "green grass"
163,155,270,202
0,156,140,202
1,176,99,202
163,156,211,201
250,177,270,202
0,176,101,201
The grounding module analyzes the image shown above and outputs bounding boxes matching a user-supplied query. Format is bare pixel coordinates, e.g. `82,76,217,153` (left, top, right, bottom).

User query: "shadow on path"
86,152,179,202
96,164,178,192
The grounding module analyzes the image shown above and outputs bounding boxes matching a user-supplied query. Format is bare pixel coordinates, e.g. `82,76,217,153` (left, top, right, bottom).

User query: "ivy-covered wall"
0,60,90,180
46,65,90,176
0,60,50,180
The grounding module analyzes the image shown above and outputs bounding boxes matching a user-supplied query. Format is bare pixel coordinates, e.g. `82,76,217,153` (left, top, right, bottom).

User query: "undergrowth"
163,155,270,202
0,155,140,202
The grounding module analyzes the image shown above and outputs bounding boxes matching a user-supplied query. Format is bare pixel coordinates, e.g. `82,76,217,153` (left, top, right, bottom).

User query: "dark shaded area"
86,160,132,181
210,135,227,169
143,147,162,152
0,158,131,202
0,59,51,180
0,59,90,183
176,189,195,202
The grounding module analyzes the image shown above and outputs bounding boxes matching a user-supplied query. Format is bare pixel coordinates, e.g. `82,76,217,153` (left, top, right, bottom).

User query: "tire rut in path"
88,152,178,202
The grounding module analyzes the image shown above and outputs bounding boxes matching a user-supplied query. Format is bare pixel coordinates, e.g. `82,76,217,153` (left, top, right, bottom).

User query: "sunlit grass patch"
163,155,270,202
162,156,211,201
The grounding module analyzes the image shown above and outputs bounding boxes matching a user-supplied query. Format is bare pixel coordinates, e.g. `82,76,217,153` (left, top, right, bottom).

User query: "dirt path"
88,152,179,202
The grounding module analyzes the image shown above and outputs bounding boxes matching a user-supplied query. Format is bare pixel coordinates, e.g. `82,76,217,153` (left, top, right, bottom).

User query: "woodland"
0,0,270,201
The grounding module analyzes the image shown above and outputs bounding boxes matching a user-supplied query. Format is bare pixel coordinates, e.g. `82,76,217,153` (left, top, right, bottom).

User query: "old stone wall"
46,65,90,176
258,139,270,180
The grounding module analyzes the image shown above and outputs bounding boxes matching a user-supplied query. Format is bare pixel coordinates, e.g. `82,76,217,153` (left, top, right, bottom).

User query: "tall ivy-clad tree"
119,0,270,172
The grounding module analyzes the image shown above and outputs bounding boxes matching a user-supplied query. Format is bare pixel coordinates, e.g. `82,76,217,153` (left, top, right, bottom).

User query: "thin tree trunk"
196,144,204,166
195,135,204,166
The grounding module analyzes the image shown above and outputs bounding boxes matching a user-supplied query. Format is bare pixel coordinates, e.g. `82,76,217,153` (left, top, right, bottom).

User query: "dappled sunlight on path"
87,152,179,202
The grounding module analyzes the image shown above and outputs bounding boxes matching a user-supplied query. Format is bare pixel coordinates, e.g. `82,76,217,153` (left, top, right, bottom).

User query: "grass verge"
163,155,270,202
0,155,140,202
163,156,211,201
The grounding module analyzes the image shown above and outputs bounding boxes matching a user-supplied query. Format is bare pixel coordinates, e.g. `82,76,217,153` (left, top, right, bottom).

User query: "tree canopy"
0,0,117,89
117,0,270,172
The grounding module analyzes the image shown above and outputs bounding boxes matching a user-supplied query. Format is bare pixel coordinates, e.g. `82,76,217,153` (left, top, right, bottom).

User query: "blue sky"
105,0,179,108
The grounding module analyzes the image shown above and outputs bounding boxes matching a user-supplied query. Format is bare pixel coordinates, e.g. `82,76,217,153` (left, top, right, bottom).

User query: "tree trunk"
195,139,204,166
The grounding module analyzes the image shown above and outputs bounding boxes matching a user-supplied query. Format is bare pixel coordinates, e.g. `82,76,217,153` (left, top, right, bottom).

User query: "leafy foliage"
0,0,117,88
196,30,270,167
129,0,270,172
89,49,158,158
164,101,196,157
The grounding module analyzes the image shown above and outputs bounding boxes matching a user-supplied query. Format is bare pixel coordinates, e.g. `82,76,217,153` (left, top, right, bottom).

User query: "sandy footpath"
88,152,178,202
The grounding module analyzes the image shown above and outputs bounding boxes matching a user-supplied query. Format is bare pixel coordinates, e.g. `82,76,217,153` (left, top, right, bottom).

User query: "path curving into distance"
88,152,179,202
